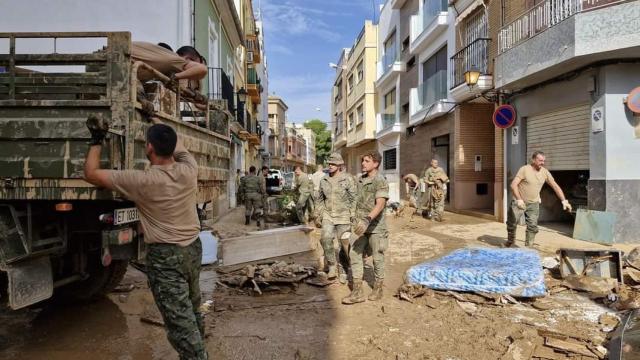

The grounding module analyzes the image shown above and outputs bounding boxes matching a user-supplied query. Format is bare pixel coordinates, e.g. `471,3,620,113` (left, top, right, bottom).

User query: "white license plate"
113,207,139,225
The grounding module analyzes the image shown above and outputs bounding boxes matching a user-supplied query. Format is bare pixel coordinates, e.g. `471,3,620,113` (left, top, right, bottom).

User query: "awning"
455,0,484,25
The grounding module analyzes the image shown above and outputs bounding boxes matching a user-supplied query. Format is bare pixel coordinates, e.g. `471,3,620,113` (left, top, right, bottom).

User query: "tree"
304,119,331,165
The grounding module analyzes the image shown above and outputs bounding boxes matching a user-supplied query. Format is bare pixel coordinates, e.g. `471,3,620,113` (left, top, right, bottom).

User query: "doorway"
432,134,450,202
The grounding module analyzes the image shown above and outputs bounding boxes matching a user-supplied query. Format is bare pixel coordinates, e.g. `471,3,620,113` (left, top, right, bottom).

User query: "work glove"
516,199,526,210
354,216,371,236
86,115,108,146
562,200,573,213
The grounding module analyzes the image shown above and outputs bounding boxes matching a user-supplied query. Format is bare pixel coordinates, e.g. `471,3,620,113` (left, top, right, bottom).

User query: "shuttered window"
383,149,397,171
526,104,590,170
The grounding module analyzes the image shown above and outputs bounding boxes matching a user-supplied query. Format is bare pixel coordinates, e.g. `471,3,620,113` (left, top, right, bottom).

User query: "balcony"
409,70,452,125
410,0,449,55
333,127,347,149
246,67,261,103
246,34,261,64
495,0,639,89
376,49,405,88
449,38,493,102
390,0,408,9
207,67,234,113
376,113,403,139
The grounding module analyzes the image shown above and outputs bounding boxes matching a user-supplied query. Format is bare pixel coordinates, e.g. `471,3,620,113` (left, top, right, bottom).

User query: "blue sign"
493,105,516,129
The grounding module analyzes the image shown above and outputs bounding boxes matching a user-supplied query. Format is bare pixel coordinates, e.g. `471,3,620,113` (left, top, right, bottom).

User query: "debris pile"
217,261,316,295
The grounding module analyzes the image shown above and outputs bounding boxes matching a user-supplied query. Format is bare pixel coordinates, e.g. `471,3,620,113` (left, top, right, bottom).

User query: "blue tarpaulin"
405,247,546,297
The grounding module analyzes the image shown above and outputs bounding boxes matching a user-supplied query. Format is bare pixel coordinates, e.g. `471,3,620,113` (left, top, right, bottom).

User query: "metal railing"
499,0,582,53
417,70,447,110
207,67,234,111
450,38,491,89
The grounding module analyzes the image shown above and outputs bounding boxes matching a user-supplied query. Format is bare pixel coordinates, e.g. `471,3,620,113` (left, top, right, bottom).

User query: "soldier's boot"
342,280,366,305
504,234,515,248
245,216,250,225
326,265,337,279
337,265,348,284
368,280,384,301
525,232,536,247
256,217,261,227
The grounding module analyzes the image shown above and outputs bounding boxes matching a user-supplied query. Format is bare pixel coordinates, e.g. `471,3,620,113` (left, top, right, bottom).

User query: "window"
357,105,364,124
347,74,354,93
420,46,448,105
464,9,488,46
356,60,364,83
336,113,344,134
348,112,355,130
402,36,410,52
334,80,343,102
383,31,397,69
383,149,397,171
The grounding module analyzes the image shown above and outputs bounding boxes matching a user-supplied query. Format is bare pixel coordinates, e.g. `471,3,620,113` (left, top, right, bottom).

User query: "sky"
258,0,383,126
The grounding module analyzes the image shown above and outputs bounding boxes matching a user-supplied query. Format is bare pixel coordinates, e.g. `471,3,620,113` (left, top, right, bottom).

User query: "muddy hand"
354,217,370,236
86,114,109,146
562,200,572,213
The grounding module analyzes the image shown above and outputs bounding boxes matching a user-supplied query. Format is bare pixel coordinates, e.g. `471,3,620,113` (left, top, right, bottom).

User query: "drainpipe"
192,0,196,46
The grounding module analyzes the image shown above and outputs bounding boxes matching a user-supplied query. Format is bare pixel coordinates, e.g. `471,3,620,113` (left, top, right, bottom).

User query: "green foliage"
303,119,331,165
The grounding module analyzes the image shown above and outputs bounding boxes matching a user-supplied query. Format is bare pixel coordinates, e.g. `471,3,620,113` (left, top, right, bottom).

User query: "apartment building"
331,48,351,160
295,124,318,173
284,124,307,172
333,21,379,175
494,0,640,242
267,96,288,169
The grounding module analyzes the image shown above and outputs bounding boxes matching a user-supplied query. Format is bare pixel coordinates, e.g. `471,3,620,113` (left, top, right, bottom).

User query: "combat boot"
245,216,250,225
326,265,337,279
342,280,366,305
504,234,515,248
368,280,384,301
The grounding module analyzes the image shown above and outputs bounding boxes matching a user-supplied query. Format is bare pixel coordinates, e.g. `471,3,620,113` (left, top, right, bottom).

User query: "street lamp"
237,87,248,103
464,66,481,88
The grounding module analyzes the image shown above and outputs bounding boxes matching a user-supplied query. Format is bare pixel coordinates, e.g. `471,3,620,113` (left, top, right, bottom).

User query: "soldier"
423,159,449,221
240,166,266,227
83,119,207,359
235,169,243,206
402,173,421,208
294,166,314,224
343,151,389,305
315,153,356,281
507,151,572,247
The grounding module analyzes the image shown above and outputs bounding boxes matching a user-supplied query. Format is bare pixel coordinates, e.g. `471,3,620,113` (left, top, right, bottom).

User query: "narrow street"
1,208,628,360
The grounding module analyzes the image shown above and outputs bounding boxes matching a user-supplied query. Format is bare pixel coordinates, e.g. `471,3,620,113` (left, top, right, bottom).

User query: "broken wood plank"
213,294,330,312
538,329,595,344
544,337,598,357
220,227,315,266
140,316,164,327
532,345,564,360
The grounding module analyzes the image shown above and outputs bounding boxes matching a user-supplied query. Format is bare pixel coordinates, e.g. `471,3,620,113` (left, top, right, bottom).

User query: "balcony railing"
208,67,234,111
381,47,398,75
381,113,397,129
499,0,583,53
412,0,448,40
450,38,490,89
417,70,447,111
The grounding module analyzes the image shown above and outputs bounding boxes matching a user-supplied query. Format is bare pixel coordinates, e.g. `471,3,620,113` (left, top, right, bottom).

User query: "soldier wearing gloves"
506,151,572,247
342,151,389,305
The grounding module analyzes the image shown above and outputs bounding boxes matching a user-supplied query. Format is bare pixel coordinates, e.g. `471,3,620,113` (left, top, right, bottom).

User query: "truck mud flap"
1,256,53,309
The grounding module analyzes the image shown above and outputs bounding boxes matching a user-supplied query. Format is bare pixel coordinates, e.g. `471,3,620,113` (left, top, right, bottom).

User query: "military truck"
0,32,231,309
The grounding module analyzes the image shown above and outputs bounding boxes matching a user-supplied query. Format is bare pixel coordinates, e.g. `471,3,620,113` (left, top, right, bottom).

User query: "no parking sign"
493,105,517,129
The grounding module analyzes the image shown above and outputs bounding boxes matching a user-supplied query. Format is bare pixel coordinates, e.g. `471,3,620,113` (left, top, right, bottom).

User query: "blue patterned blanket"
405,247,546,297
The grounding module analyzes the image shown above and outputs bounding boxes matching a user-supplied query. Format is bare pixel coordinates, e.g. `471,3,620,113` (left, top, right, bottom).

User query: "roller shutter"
526,104,590,170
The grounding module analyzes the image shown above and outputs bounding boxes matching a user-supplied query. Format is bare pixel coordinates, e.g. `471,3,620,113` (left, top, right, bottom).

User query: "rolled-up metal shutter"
526,104,590,170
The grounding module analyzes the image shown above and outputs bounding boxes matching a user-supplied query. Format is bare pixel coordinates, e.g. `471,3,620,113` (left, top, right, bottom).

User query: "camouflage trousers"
320,218,350,270
244,192,263,217
296,192,313,224
506,201,540,247
350,232,388,281
147,239,207,360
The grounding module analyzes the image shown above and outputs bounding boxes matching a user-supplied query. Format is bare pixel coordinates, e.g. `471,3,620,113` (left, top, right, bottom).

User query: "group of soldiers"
402,159,449,222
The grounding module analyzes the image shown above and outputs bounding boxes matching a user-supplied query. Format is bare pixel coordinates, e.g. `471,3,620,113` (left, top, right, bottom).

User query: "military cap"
327,153,344,165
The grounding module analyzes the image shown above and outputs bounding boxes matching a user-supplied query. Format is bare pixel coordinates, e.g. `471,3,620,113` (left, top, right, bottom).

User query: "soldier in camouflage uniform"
343,151,389,305
423,159,449,222
294,166,314,224
83,121,207,359
315,153,356,281
240,166,265,227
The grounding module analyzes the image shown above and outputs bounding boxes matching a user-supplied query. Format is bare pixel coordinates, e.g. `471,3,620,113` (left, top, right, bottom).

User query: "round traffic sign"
493,104,517,129
627,87,640,113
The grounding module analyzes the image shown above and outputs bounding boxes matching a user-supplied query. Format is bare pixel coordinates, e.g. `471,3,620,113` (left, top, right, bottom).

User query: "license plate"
113,207,139,225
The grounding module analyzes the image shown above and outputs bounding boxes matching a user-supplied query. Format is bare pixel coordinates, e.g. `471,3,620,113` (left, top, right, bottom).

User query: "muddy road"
0,209,627,359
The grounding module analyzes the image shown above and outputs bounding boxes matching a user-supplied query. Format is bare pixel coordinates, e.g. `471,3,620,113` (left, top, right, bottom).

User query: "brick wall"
454,103,496,182
399,114,453,198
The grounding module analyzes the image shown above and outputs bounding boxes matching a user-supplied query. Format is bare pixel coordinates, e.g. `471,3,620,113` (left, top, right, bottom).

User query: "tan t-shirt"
515,164,555,203
109,151,200,246
131,41,187,82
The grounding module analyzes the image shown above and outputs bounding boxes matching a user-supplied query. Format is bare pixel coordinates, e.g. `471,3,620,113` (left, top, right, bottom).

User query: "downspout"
192,0,196,46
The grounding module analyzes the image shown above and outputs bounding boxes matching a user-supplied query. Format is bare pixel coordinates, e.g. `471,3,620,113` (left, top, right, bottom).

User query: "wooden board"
219,226,316,266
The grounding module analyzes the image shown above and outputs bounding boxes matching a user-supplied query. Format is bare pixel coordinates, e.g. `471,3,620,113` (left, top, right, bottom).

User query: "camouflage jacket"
240,175,265,196
316,172,357,225
424,167,449,185
356,172,389,234
295,172,313,195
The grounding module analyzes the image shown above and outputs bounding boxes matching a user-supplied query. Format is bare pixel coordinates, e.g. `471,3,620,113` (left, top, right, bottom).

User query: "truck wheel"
68,260,129,301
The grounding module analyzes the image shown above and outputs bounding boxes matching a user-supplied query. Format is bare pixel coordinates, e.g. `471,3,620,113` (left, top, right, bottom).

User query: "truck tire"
68,260,129,301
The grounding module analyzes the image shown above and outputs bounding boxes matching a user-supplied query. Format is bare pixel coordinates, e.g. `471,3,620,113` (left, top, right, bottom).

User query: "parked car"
266,169,284,194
